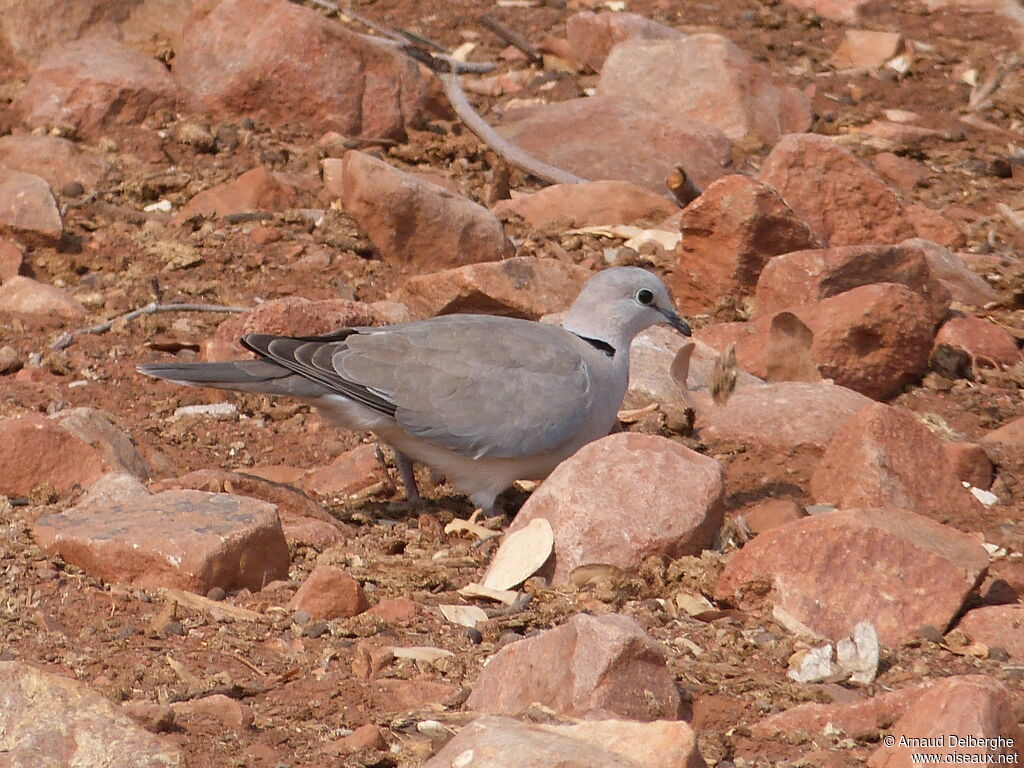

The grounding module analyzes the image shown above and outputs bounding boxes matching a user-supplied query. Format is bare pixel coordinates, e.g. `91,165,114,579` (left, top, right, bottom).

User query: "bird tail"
136,359,329,398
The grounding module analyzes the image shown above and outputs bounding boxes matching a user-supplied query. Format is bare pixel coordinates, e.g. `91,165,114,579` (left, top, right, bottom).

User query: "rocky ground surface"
1,0,1024,766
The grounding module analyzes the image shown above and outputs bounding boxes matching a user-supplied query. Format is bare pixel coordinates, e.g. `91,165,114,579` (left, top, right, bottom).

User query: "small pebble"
207,587,226,601
161,620,185,637
988,647,1010,662
498,630,523,647
61,181,85,198
463,627,483,645
916,624,945,644
292,609,311,626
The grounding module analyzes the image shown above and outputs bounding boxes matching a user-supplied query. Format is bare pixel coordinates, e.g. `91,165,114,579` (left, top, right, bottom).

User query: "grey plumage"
137,267,691,514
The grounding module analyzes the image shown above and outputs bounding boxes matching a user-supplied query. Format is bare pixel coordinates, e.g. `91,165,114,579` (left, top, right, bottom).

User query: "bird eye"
636,289,654,305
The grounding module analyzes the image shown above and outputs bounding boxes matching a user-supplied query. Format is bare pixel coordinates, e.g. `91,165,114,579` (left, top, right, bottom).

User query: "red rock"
176,167,298,221
493,180,678,228
1,661,185,767
901,239,999,306
982,415,1024,456
425,716,704,768
957,604,1024,659
212,297,394,349
905,205,966,249
391,257,592,321
0,1,140,67
366,597,420,623
300,444,383,498
811,403,985,521
565,11,682,72
942,442,993,490
599,35,812,142
0,170,62,243
830,30,901,69
752,683,930,739
784,0,870,22
0,276,85,319
120,0,192,54
244,465,308,485
699,283,935,400
497,96,732,194
714,507,989,645
33,490,290,593
872,152,928,189
0,414,113,497
934,315,1020,368
123,700,176,733
329,724,387,753
369,678,461,711
55,407,149,481
0,238,21,282
150,468,337,523
289,565,369,620
695,382,871,453
739,499,807,535
0,135,110,192
868,676,1022,766
754,244,951,325
281,517,347,549
174,0,443,139
341,150,513,270
466,613,683,720
15,39,179,139
758,133,917,247
673,175,820,312
78,472,149,509
172,694,254,731
501,433,723,586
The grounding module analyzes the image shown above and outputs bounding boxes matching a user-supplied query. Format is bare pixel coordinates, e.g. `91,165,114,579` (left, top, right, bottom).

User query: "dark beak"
658,306,692,336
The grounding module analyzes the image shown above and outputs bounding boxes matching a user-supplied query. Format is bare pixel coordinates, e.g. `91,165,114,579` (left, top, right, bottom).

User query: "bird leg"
375,445,421,502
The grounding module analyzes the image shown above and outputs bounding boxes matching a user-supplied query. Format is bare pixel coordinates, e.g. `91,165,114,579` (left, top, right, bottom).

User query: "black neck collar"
572,333,616,357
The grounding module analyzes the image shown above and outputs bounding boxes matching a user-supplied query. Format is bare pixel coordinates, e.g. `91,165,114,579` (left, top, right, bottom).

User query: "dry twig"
53,302,246,350
479,13,543,64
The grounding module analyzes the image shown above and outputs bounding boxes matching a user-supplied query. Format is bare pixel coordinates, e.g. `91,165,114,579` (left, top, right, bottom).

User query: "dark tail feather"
136,360,329,397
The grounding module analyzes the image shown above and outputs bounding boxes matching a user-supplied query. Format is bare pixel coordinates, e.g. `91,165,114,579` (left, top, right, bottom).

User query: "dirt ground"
1,0,1023,766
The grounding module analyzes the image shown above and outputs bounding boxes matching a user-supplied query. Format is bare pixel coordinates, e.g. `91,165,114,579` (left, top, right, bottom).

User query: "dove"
138,267,691,515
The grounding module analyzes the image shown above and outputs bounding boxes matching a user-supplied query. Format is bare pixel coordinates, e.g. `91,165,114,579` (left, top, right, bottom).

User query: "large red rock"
697,283,936,400
0,413,131,497
754,244,951,325
900,239,1000,307
211,297,401,353
425,716,705,768
758,133,917,247
15,39,179,139
390,257,591,321
174,0,443,139
175,167,299,221
933,315,1020,368
0,1,141,68
300,444,383,498
868,676,1022,766
565,11,683,72
981,415,1024,457
0,661,184,767
492,180,679,228
0,170,62,243
33,490,290,593
905,204,966,249
752,683,931,740
695,381,871,453
0,135,110,192
714,507,989,645
811,403,985,522
598,35,812,142
500,433,724,586
497,96,732,194
466,613,683,721
341,150,513,270
673,174,821,312
957,604,1024,659
289,565,369,620
0,276,84,318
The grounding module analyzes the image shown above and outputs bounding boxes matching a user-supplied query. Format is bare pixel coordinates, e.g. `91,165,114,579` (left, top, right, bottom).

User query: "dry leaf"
482,518,554,590
617,402,659,423
669,341,697,408
439,604,488,628
458,582,520,605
